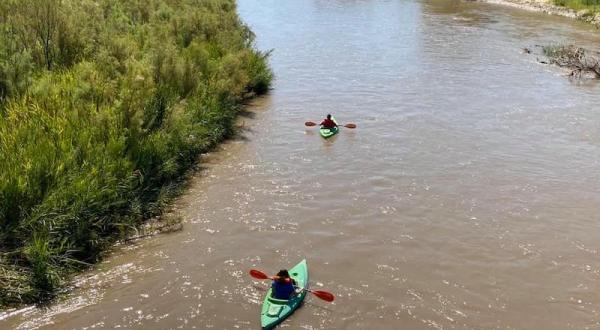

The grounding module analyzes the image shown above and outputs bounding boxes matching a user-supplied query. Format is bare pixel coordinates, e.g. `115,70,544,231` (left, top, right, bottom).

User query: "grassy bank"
0,0,271,307
554,0,600,13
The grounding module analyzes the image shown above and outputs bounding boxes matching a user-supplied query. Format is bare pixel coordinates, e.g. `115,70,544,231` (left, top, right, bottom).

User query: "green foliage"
0,0,271,307
553,0,600,12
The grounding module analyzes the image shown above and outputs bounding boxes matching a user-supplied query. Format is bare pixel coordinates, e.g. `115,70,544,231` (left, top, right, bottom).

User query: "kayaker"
271,269,297,299
320,114,337,129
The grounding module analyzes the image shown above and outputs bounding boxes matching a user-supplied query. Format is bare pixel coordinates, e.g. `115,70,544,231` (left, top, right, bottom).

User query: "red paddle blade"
305,121,317,126
249,269,269,280
343,123,356,129
311,290,335,302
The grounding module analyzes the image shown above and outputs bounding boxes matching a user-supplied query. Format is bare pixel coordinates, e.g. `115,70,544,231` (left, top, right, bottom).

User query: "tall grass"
0,0,272,307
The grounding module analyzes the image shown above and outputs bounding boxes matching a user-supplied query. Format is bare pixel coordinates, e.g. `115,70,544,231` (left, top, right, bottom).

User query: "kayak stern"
319,117,340,139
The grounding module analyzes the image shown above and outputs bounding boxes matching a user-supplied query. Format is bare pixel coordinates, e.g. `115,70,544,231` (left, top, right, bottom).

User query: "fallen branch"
542,44,600,78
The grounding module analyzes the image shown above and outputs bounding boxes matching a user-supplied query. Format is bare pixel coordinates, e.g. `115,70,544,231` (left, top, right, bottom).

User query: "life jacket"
320,118,337,129
272,279,295,299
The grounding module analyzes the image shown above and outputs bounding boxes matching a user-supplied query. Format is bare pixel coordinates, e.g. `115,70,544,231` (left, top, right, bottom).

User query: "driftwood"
542,45,600,78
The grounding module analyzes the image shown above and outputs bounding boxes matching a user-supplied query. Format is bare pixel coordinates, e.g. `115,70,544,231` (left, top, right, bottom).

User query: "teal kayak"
319,117,339,139
260,260,308,329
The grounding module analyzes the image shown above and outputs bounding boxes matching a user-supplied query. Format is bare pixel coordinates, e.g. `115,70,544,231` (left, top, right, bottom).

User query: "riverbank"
476,0,600,25
0,0,271,308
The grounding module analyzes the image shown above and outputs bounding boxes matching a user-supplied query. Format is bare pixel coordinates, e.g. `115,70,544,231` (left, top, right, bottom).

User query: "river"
3,0,600,329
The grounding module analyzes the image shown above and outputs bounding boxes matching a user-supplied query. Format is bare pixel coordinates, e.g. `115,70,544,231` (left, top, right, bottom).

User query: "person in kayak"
271,269,297,300
320,114,337,129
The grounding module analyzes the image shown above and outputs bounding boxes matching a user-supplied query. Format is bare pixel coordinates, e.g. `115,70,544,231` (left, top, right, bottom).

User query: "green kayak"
260,259,308,329
319,117,339,139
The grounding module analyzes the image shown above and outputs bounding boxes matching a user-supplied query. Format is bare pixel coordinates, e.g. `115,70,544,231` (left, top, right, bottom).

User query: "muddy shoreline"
476,0,600,25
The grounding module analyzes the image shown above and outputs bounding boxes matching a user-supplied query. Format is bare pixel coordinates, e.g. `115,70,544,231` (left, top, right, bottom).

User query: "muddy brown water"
4,0,600,329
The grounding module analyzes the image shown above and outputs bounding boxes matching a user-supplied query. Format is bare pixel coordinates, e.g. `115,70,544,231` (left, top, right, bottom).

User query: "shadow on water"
238,109,256,119
232,125,255,142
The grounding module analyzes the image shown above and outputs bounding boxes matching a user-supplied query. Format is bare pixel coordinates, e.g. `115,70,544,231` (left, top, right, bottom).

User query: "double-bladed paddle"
249,269,335,302
305,121,356,129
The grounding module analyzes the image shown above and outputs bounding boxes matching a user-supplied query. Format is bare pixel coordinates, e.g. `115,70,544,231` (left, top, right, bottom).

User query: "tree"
29,0,61,70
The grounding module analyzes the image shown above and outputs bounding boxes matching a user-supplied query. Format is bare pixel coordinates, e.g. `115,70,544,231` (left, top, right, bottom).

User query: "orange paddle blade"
305,121,317,126
311,289,335,302
343,123,356,129
249,269,270,280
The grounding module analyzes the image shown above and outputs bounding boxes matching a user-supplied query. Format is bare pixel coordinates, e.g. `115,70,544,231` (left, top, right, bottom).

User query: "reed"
0,0,272,307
